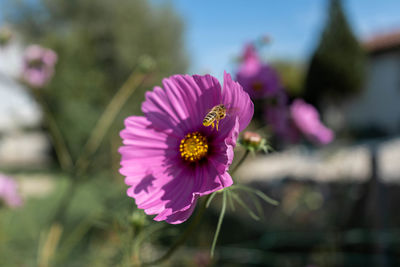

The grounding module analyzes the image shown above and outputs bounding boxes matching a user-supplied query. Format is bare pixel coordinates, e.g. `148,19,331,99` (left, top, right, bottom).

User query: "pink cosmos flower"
22,45,58,88
0,174,23,208
119,72,253,224
236,43,281,99
290,99,334,145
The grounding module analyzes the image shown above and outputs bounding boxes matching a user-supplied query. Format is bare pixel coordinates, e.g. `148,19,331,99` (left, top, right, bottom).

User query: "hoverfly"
202,104,228,131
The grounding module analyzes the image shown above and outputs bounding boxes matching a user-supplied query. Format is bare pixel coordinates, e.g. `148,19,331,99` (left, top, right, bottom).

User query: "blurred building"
0,39,50,169
343,30,400,136
237,137,400,184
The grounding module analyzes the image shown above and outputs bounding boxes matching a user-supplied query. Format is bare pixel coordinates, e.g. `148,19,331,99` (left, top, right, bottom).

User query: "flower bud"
243,131,262,146
260,35,271,45
129,210,148,228
137,54,156,73
240,131,271,153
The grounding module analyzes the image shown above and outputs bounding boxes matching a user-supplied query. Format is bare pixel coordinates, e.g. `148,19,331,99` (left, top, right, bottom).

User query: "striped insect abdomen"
203,112,217,126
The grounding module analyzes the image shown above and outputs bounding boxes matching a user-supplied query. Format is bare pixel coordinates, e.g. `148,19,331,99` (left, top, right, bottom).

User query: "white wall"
0,39,49,168
345,50,400,134
0,40,41,132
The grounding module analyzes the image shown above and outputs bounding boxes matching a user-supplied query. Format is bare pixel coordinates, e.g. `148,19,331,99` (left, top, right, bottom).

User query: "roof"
364,30,400,55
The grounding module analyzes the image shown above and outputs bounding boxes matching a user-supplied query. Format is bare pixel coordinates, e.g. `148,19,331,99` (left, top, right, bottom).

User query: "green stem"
49,178,78,224
125,139,250,265
53,213,96,264
74,70,150,176
49,70,150,226
32,90,73,172
230,150,249,176
140,148,249,266
142,195,211,266
210,190,227,258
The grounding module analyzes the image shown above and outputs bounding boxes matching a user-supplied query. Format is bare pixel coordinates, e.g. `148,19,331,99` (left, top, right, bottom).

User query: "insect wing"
226,106,241,117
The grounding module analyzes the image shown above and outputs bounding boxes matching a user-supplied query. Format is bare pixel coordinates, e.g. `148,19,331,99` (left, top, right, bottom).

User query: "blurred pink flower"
236,43,281,99
290,99,334,145
0,174,23,208
22,44,58,88
119,72,253,224
242,43,259,63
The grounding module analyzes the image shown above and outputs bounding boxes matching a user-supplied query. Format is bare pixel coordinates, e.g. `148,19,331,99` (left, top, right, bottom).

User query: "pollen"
179,132,208,162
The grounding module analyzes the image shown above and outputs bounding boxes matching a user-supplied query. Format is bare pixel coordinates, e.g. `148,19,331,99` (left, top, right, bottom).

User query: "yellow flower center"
179,132,208,162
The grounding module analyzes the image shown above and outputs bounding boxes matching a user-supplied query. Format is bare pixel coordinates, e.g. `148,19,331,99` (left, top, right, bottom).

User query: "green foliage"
271,60,305,96
0,174,134,266
206,186,278,258
304,0,365,108
4,0,188,170
231,184,279,206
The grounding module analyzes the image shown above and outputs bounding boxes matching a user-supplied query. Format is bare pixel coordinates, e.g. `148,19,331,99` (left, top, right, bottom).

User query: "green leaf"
254,190,279,206
226,190,235,212
231,184,279,206
248,192,264,219
206,191,218,208
230,191,260,221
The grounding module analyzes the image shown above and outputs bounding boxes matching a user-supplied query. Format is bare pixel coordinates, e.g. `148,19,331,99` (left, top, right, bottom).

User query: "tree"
304,0,365,109
4,0,188,171
271,60,305,97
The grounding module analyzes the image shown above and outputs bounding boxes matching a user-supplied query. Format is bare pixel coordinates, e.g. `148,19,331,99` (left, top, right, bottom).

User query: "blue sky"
1,0,400,79
152,0,400,77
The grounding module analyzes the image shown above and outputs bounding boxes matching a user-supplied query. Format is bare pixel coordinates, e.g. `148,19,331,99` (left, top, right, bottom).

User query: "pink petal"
210,116,239,169
197,164,233,196
163,200,198,224
221,71,254,132
142,74,223,134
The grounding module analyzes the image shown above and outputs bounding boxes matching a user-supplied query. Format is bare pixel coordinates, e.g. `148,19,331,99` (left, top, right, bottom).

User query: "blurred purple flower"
22,45,58,88
0,174,23,208
290,99,334,145
119,72,253,224
236,43,281,99
264,91,288,133
264,92,300,143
